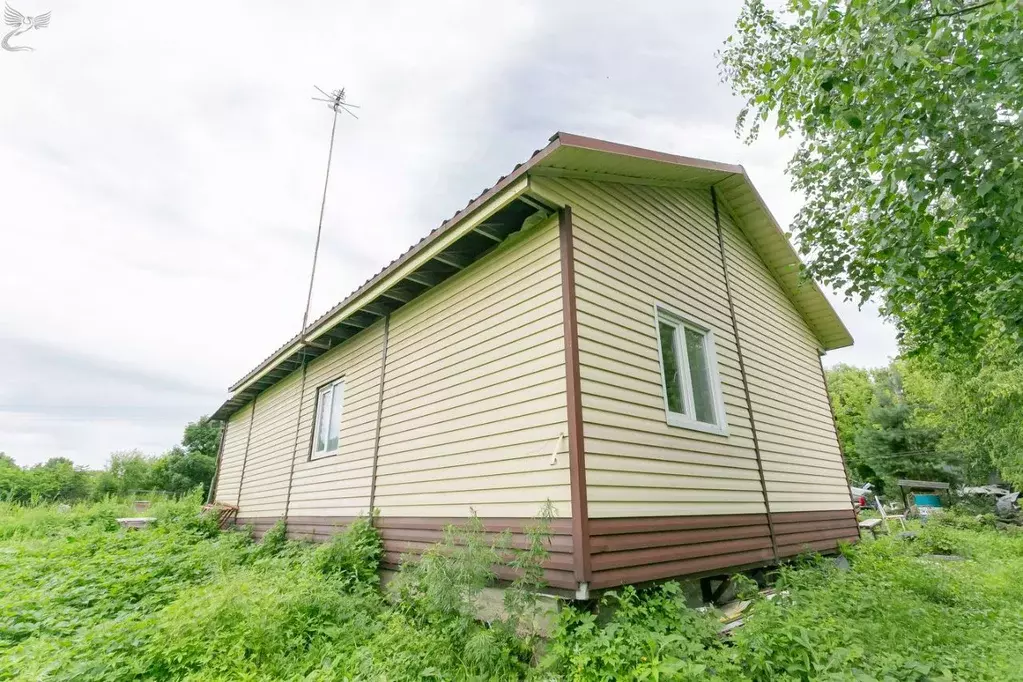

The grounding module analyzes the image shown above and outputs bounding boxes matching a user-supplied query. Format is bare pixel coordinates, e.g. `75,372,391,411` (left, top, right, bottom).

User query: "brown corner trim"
559,206,591,585
206,419,228,504
711,187,779,562
367,314,391,519
235,392,260,507
283,349,311,519
817,353,861,513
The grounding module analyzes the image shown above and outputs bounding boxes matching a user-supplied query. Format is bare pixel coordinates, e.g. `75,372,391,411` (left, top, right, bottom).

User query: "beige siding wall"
288,322,386,517
531,176,850,519
533,177,764,519
226,216,569,521
236,368,304,517
213,403,253,505
373,216,571,519
718,209,851,512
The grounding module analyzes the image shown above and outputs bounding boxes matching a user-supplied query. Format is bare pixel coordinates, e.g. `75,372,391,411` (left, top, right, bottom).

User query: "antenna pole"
301,105,340,333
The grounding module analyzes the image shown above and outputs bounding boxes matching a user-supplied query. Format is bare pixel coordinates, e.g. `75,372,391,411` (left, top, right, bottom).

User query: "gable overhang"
212,132,851,421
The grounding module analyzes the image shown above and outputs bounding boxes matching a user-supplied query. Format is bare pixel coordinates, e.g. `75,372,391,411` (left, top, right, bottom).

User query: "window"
654,306,727,434
311,379,345,458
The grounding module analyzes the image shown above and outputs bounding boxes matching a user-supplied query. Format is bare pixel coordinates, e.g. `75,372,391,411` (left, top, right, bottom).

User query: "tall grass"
2,500,1022,680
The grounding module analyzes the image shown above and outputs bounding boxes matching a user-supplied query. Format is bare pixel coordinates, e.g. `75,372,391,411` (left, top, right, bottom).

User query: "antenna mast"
301,86,360,335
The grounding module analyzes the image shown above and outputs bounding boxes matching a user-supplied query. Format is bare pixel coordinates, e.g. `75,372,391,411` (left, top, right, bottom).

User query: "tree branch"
920,1,995,21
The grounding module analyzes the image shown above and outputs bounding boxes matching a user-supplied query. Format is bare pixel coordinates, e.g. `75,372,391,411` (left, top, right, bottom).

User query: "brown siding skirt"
235,511,858,594
232,515,577,590
588,510,859,590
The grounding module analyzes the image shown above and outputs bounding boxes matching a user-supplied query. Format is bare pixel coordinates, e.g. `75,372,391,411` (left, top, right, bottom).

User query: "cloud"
0,0,897,466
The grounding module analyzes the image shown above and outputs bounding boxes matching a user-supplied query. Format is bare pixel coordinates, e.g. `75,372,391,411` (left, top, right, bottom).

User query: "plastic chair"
875,496,907,532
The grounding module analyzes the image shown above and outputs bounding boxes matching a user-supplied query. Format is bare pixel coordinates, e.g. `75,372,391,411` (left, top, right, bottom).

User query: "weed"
504,499,556,639
391,509,502,622
310,514,382,587
254,519,289,559
729,573,761,601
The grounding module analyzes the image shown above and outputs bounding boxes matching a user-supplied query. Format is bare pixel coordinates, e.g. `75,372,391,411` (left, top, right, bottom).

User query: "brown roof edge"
731,166,853,349
553,131,745,176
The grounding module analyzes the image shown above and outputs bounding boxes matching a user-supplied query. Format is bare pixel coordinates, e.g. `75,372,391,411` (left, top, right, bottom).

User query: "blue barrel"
914,493,943,508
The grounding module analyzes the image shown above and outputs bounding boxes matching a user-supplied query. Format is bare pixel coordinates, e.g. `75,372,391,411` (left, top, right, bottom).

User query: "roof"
897,479,951,490
211,132,853,421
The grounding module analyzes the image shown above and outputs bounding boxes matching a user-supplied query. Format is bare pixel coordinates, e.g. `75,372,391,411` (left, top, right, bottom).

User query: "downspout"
367,314,391,521
711,186,779,563
236,393,260,509
283,348,311,523
206,419,228,505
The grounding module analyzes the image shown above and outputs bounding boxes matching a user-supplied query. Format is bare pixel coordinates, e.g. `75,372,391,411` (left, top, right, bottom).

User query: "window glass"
313,380,344,457
326,382,344,452
658,321,684,414
684,327,716,424
315,386,332,453
655,307,724,432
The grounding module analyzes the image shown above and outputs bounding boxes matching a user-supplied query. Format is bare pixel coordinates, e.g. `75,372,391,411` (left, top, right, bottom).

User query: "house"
208,132,859,598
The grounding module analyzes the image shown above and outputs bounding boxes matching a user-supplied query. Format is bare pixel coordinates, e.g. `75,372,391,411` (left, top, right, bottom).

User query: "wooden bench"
858,517,884,538
116,517,157,530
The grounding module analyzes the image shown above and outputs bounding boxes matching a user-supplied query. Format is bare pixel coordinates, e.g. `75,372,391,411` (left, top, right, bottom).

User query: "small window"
654,306,727,434
311,379,345,458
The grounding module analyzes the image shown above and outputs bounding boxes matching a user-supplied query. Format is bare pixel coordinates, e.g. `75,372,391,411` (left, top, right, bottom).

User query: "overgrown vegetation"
3,498,1022,680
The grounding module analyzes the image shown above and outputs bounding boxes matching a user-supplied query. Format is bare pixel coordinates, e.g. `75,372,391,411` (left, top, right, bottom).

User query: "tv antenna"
300,86,360,335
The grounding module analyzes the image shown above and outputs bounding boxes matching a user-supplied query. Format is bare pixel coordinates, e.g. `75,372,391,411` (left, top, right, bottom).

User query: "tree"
911,339,1023,486
825,364,876,475
26,458,93,502
105,450,157,495
0,453,26,503
721,0,1023,359
152,417,222,497
181,416,222,460
853,365,948,490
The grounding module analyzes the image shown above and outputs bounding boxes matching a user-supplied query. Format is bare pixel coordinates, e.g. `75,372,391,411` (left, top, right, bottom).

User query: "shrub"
253,519,289,560
915,524,970,557
391,510,502,622
310,515,382,587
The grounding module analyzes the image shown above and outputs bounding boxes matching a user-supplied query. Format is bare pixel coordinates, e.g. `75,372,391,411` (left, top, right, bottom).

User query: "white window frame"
653,304,728,436
310,378,345,460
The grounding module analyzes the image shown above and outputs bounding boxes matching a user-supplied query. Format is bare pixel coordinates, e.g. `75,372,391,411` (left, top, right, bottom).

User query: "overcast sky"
0,1,898,468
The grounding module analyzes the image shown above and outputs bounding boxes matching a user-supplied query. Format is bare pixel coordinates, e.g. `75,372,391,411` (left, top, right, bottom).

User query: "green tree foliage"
825,364,875,464
0,416,222,504
912,340,1023,486
827,352,1023,489
721,0,1023,358
853,364,947,489
0,457,93,504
